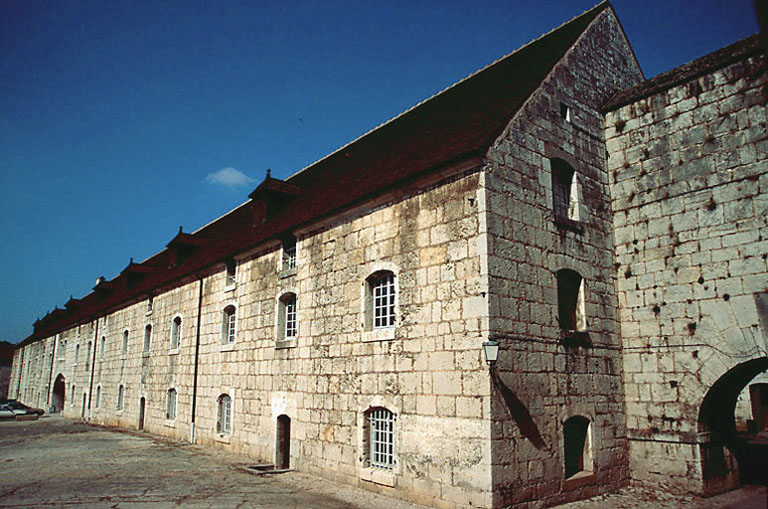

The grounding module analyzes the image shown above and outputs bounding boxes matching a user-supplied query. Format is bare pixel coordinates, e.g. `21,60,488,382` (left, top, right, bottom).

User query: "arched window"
170,316,182,350
366,271,396,330
365,407,395,470
556,269,586,332
143,324,152,352
551,158,580,224
117,385,125,410
122,330,129,355
563,416,593,479
217,394,232,434
166,388,177,420
221,305,236,345
276,293,297,342
100,336,106,356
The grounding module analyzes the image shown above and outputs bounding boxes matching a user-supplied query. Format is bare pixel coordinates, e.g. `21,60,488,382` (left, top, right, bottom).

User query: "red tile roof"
18,2,610,348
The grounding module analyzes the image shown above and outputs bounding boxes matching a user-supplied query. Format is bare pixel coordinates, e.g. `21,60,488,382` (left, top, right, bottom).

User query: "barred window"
222,306,236,344
367,407,395,470
170,316,182,350
369,272,395,329
166,388,177,420
217,394,232,434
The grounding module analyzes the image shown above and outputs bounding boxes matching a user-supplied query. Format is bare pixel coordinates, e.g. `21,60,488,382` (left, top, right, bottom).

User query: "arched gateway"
51,374,66,413
698,357,768,495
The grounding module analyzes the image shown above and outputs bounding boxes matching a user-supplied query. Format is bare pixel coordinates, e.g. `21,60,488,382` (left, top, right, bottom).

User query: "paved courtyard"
0,416,766,508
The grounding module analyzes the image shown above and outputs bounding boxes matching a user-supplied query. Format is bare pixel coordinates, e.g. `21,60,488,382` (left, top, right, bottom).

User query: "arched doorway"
698,357,768,494
138,397,146,430
51,374,65,413
276,414,290,469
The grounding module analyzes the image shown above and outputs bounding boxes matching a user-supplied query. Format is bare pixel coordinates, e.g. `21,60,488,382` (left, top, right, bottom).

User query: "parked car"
6,401,44,416
0,404,15,419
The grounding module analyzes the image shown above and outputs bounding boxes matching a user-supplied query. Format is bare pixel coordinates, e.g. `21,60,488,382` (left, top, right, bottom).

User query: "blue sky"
0,0,760,343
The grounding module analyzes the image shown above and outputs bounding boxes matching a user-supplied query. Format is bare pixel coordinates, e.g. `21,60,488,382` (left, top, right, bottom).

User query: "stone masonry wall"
484,9,643,507
12,171,493,509
606,50,768,494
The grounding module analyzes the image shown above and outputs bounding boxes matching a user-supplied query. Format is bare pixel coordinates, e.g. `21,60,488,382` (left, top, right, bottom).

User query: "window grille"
285,296,297,338
372,273,396,328
222,306,236,344
368,408,395,469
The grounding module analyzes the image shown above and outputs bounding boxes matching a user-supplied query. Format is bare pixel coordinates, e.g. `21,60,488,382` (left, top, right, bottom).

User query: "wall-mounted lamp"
482,340,500,369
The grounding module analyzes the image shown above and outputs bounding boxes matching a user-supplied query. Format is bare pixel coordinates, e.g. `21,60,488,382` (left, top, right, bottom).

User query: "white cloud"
205,167,256,188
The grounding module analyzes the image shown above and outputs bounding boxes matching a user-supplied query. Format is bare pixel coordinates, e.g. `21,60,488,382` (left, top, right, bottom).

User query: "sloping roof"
603,34,762,112
18,2,610,348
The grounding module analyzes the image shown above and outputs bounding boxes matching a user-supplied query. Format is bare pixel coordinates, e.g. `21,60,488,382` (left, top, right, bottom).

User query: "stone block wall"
11,170,493,509
606,49,768,494
484,9,642,507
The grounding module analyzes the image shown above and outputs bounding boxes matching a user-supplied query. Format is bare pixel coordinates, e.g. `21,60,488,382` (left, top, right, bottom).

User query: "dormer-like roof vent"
120,258,156,287
166,227,208,268
248,169,303,224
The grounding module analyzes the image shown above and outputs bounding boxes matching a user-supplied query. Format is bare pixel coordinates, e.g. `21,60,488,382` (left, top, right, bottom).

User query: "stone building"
9,2,767,507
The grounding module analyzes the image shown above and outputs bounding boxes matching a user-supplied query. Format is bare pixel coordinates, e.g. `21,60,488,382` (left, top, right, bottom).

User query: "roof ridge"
603,33,762,112
286,1,610,183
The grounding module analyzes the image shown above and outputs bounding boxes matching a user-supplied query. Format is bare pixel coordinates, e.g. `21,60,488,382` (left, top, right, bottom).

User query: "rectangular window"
226,261,237,287
283,244,296,270
372,274,396,329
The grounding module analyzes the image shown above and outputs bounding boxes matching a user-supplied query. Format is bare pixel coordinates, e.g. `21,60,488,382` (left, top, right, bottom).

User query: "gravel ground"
1,416,765,508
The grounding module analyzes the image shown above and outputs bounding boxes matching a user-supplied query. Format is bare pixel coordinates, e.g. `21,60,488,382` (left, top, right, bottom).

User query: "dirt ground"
0,416,765,508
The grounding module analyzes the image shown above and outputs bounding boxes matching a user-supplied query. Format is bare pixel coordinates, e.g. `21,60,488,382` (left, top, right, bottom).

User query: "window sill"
145,310,153,317
561,471,596,491
554,215,583,233
219,343,237,353
224,284,237,293
360,467,396,487
214,433,231,444
559,331,592,347
168,348,180,356
280,267,297,279
275,338,297,350
362,328,396,343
